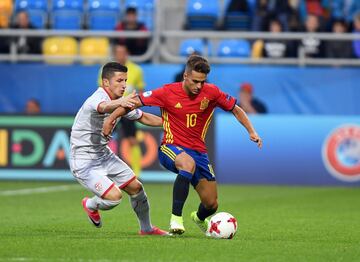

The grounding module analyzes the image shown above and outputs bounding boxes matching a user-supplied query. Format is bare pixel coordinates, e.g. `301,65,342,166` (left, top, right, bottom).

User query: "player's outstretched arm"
98,91,137,114
102,96,143,136
232,105,263,148
137,112,162,127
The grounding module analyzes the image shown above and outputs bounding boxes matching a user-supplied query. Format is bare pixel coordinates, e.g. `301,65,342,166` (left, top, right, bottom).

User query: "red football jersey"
140,82,236,153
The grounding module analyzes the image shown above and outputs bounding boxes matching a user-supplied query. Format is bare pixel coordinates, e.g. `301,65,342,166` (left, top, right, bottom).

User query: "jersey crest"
200,97,209,110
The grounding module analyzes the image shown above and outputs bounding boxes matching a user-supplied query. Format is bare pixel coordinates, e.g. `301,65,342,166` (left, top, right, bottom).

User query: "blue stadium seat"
52,0,83,30
223,11,251,30
87,0,120,30
124,0,154,30
15,0,48,28
186,0,219,30
217,39,250,57
179,39,206,56
223,0,252,30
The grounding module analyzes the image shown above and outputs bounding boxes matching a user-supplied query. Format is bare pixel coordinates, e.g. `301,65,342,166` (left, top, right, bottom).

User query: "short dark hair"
101,62,127,80
126,7,137,14
185,55,210,74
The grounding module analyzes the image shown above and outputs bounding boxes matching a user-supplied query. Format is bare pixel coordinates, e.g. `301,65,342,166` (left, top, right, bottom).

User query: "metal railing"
160,30,360,66
1,0,360,67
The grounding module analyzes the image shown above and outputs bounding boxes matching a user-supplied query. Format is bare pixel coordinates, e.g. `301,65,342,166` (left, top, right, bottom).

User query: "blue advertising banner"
215,114,360,186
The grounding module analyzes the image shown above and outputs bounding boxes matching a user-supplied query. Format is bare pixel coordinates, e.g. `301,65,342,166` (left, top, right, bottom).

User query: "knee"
125,179,143,195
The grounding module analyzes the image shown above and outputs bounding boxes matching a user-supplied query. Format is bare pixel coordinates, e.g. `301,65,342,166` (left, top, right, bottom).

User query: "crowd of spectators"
220,0,360,58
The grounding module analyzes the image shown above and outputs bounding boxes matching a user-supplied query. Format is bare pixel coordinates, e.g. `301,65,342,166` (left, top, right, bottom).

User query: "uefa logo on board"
322,125,360,182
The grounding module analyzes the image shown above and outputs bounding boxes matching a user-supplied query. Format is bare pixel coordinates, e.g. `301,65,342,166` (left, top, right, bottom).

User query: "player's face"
183,70,207,96
107,72,127,98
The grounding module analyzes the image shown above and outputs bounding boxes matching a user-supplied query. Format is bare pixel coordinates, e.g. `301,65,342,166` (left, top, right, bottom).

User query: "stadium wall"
216,114,360,186
0,64,359,115
0,114,359,186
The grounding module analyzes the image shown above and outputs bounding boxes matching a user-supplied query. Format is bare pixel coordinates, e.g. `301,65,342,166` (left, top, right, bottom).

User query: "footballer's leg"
123,179,168,236
192,179,218,234
106,152,167,235
71,157,123,228
159,145,196,235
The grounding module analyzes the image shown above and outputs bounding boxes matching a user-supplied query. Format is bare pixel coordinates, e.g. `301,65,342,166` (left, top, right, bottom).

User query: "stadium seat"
217,39,250,57
79,37,109,65
87,0,120,30
185,0,219,30
223,12,251,31
179,39,206,56
15,0,48,28
0,0,13,27
52,0,84,30
222,0,252,30
42,36,78,64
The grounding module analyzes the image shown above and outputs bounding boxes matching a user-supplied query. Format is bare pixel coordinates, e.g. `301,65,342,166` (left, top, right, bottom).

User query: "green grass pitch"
1,181,360,262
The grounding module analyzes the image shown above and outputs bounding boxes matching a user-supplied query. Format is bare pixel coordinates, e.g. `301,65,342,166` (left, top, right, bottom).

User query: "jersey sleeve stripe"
162,110,174,143
201,109,215,141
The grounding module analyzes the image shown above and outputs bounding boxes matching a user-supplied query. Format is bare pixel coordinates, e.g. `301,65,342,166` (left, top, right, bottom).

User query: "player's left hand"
102,119,116,137
250,133,262,149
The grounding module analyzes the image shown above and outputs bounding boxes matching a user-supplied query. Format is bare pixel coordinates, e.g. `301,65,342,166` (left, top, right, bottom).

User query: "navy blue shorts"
158,144,216,187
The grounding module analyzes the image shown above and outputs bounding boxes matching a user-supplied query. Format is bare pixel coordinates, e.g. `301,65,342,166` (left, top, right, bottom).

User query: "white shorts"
69,150,135,197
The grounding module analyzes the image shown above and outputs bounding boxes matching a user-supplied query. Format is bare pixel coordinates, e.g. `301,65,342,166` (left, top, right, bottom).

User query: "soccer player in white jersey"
69,62,167,235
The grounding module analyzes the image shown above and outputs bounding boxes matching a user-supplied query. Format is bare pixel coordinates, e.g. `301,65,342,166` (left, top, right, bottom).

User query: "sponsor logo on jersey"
322,124,360,182
200,97,209,110
143,91,152,97
174,102,182,109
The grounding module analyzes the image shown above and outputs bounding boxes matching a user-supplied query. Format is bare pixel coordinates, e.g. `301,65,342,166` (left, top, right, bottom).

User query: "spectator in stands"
11,11,41,54
25,98,41,115
115,7,148,55
238,83,267,114
353,12,360,58
252,0,271,31
261,19,294,58
288,0,303,32
325,19,353,58
299,14,325,58
0,24,10,54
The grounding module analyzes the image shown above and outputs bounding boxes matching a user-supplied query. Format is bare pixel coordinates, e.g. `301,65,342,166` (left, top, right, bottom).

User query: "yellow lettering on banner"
0,130,8,166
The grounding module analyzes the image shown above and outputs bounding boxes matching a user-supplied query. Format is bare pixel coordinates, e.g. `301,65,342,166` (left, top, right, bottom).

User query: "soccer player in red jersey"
103,55,262,235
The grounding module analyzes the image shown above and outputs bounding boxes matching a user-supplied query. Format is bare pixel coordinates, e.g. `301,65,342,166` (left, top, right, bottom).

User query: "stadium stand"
79,37,109,64
42,36,78,64
179,38,205,56
217,39,251,57
52,0,84,30
87,0,120,30
185,0,219,30
14,0,48,28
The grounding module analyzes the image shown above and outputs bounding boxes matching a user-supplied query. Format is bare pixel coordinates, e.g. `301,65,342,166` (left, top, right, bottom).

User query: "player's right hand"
118,91,137,108
250,132,262,149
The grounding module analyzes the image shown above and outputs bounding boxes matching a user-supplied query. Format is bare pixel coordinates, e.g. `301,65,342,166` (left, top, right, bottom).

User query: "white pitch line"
0,184,81,196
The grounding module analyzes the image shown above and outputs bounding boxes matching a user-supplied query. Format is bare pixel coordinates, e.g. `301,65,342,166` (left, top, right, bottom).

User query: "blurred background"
0,0,359,186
